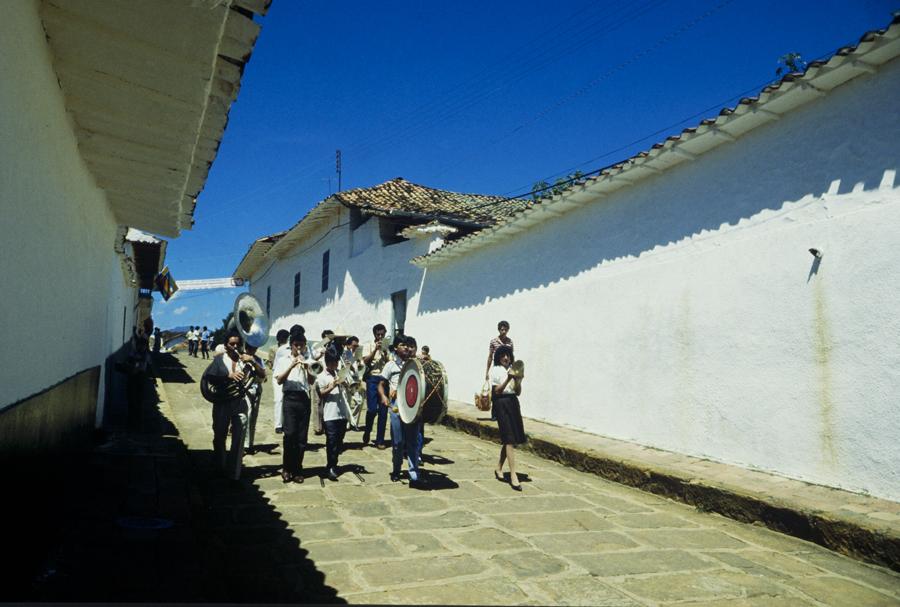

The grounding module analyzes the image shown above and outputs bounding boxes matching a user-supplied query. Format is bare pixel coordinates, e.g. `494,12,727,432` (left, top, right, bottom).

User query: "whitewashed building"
237,19,900,501
0,0,268,456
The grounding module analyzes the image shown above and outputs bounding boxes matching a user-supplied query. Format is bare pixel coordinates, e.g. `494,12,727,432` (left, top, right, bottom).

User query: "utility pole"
336,149,342,192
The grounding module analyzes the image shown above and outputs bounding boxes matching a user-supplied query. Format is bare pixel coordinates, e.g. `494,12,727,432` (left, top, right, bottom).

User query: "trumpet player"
361,323,390,448
202,329,249,480
275,331,316,483
316,345,353,481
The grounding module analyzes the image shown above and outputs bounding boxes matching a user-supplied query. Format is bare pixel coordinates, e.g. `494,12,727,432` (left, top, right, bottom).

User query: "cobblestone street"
162,352,900,605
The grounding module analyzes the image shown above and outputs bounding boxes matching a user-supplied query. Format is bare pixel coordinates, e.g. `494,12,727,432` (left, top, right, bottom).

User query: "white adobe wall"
0,1,135,422
250,206,430,341
413,60,900,501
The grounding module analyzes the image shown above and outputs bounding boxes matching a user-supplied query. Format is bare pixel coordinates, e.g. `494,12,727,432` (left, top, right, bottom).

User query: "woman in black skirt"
490,345,526,491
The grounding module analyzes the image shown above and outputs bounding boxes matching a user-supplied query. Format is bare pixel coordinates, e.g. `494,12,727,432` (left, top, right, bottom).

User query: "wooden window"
266,285,271,317
293,272,301,308
321,250,330,292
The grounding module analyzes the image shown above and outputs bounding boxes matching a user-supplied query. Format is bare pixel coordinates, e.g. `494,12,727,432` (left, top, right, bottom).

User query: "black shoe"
327,468,339,482
494,470,505,483
510,481,522,492
275,427,283,435
362,433,370,445
389,472,401,482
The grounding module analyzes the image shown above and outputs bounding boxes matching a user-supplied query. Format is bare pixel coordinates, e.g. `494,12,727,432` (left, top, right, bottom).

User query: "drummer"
405,336,425,467
378,335,423,487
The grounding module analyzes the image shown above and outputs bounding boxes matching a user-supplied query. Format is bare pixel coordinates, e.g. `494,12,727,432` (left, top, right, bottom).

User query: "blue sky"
152,0,897,330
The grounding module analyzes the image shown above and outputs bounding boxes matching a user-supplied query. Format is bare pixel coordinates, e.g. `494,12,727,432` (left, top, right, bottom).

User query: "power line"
194,1,669,220
430,0,735,182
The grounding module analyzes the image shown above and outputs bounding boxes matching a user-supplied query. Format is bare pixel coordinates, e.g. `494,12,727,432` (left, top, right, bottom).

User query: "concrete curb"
440,401,900,572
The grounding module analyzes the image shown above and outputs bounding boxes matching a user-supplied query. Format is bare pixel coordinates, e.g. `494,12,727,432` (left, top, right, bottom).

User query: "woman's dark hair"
493,344,514,366
276,329,290,344
498,320,510,331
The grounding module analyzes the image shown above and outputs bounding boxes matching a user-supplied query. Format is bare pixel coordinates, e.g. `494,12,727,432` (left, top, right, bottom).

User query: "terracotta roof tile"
331,177,530,225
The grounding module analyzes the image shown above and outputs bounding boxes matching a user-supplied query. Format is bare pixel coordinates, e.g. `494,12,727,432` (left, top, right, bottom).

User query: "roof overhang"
40,0,270,238
414,17,900,268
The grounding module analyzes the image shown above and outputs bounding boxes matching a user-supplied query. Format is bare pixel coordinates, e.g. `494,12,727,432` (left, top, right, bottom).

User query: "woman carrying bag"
489,344,525,491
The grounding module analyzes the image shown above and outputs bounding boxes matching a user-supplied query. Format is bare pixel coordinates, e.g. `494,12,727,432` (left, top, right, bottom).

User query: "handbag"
474,381,492,411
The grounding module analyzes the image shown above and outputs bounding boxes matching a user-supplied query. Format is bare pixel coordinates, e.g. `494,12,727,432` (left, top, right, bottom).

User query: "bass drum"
397,358,448,424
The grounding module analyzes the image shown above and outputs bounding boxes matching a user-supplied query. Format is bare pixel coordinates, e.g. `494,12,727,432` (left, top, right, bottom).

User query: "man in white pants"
270,329,291,433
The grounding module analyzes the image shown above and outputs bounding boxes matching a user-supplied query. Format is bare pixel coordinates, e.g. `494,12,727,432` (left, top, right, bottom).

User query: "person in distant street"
200,326,211,359
123,326,152,430
152,327,162,357
189,326,200,357
485,320,514,421
202,329,249,480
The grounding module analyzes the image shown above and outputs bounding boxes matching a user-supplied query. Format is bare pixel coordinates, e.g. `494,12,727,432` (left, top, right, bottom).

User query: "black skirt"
492,394,526,445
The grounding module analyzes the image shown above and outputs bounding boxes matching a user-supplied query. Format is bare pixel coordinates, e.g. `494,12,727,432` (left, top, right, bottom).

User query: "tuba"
232,293,269,394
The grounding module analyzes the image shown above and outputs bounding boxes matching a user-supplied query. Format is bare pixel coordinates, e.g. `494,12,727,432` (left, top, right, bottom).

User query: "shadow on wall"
417,155,896,315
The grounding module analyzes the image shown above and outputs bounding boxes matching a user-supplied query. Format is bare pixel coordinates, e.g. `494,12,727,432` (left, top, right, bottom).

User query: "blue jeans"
365,377,388,445
389,409,420,481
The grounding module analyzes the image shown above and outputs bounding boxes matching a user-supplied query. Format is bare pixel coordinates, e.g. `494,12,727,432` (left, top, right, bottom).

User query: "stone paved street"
162,352,900,605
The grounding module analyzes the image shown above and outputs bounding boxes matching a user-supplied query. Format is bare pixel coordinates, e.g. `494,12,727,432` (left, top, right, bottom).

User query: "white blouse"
489,365,516,395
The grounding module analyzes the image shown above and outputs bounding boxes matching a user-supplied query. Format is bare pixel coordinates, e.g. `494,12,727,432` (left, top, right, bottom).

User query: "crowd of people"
200,320,526,492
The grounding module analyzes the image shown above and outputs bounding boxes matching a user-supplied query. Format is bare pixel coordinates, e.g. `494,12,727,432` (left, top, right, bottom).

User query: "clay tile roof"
331,177,531,225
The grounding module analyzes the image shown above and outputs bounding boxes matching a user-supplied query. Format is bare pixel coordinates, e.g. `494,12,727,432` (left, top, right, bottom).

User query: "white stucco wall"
414,60,900,501
0,1,136,421
250,59,899,501
251,208,431,341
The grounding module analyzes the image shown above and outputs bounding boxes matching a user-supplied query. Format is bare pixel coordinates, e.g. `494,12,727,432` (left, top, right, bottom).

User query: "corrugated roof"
414,15,900,267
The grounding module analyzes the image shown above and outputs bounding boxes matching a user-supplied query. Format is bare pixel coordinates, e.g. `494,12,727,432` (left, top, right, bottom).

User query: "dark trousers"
324,419,347,470
363,377,388,445
389,409,421,481
200,340,209,358
282,391,311,475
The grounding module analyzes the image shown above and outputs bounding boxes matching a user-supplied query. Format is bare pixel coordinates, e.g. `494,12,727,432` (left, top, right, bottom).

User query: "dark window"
321,250,329,292
293,272,301,308
379,217,408,246
391,290,407,334
350,207,370,230
266,285,271,317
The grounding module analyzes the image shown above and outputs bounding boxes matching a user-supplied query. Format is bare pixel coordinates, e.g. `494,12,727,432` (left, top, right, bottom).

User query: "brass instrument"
232,293,269,395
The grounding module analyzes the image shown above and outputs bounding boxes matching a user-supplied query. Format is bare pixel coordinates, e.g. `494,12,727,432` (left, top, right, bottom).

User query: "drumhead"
398,358,425,424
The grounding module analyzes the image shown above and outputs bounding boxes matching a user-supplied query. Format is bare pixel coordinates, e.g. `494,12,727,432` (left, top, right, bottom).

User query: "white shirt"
490,365,516,395
275,354,310,393
316,370,351,422
381,356,403,393
363,341,390,377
